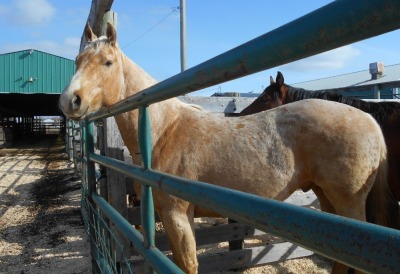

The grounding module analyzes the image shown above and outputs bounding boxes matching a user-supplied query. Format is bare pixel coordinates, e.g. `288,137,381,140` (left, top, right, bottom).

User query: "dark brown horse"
239,71,400,229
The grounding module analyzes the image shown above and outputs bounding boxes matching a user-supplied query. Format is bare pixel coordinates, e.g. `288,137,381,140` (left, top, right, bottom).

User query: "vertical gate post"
65,119,72,159
81,120,101,274
83,120,96,199
138,106,156,274
72,122,78,171
95,119,108,200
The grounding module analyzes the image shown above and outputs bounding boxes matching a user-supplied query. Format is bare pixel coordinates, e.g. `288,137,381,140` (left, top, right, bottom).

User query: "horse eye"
105,60,113,67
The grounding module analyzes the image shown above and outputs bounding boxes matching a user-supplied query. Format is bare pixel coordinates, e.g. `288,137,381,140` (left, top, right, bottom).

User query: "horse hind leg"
329,199,366,274
314,178,370,274
312,186,358,274
329,191,368,274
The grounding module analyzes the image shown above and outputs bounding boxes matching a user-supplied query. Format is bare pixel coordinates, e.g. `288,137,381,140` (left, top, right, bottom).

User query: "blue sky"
0,0,399,96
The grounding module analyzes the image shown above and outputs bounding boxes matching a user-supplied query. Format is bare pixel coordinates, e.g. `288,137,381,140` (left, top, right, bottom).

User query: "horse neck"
283,86,395,124
283,85,308,103
284,85,337,103
121,53,157,99
114,52,184,160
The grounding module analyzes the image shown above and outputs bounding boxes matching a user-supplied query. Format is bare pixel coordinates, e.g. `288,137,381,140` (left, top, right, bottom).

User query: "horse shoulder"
151,101,215,174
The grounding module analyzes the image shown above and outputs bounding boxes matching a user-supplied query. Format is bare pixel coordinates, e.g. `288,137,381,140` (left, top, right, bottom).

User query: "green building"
0,49,75,146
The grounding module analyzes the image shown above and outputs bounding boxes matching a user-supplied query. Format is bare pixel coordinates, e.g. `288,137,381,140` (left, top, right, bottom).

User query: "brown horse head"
240,71,287,116
59,22,125,120
268,71,287,106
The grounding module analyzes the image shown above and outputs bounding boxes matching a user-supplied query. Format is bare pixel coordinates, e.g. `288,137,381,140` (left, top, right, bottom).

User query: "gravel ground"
0,136,91,274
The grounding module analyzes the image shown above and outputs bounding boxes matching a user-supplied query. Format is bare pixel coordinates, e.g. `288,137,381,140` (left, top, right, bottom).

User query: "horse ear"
84,22,97,43
276,71,284,87
106,22,117,46
270,76,275,85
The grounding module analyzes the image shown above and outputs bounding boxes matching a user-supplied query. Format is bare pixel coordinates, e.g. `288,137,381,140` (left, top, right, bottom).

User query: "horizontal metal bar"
91,192,184,274
87,0,400,121
89,152,400,273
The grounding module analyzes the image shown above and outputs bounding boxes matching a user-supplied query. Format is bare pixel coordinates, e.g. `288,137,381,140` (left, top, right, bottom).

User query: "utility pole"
180,0,187,71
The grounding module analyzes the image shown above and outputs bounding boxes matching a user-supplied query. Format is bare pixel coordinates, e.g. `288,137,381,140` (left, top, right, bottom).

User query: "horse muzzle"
59,92,88,121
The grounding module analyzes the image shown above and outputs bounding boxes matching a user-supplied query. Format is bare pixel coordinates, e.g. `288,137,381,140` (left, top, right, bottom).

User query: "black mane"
286,85,400,124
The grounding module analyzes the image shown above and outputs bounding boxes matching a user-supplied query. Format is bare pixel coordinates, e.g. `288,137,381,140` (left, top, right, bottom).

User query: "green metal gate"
74,0,400,273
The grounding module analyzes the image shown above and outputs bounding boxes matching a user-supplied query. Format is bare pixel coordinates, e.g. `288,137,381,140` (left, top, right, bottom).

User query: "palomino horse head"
59,23,125,120
239,71,287,116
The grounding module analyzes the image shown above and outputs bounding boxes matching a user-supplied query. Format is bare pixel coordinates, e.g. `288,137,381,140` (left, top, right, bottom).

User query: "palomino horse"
240,71,400,229
59,23,392,274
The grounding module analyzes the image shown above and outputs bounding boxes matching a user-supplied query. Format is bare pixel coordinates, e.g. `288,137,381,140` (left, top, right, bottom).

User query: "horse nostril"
72,95,81,110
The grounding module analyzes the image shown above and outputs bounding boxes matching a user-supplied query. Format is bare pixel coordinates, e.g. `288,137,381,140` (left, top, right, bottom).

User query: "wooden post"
104,118,132,263
228,218,245,271
101,11,117,34
97,11,133,265
80,0,114,52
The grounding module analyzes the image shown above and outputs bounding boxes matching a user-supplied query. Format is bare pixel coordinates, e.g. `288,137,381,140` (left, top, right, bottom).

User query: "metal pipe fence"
77,0,400,273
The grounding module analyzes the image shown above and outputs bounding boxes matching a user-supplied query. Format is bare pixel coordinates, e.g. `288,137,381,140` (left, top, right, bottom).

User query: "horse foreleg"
160,203,198,274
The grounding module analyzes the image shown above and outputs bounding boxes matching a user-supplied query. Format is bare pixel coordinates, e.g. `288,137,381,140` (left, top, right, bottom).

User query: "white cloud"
283,45,361,72
0,37,81,59
2,0,56,25
64,37,81,48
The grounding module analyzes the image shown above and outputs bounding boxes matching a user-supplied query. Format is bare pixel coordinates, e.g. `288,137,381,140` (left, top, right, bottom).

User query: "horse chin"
70,116,85,122
64,113,85,122
63,106,89,122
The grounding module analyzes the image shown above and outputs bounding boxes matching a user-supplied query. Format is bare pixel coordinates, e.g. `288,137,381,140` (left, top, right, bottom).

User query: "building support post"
373,85,380,99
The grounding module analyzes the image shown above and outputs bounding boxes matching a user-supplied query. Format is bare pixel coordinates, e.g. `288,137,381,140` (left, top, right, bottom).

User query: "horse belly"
200,156,299,202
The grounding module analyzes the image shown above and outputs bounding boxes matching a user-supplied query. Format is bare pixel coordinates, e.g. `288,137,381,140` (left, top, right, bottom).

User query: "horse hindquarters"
365,146,400,229
329,125,392,274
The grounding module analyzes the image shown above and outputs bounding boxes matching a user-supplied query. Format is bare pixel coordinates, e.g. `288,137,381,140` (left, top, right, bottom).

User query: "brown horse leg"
312,186,336,214
332,263,357,274
160,204,198,273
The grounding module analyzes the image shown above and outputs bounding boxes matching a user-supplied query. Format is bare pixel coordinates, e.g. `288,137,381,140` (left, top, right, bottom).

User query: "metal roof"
0,49,75,94
293,63,400,90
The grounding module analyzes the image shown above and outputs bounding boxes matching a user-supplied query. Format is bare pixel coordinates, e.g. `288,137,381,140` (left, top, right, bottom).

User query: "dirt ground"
0,135,331,274
0,136,91,274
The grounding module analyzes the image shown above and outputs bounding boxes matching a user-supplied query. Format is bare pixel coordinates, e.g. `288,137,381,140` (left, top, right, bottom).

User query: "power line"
122,7,179,49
